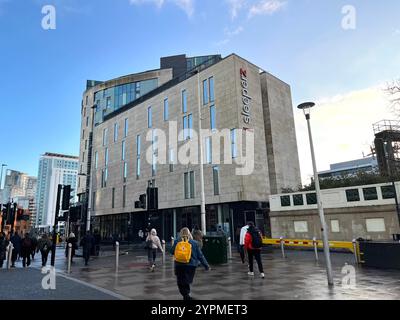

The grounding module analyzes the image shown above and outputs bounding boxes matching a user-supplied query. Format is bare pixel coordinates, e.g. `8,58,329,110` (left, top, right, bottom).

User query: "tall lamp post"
0,164,7,191
298,102,334,286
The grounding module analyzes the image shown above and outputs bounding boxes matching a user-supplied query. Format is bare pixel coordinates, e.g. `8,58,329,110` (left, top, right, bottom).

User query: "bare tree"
386,79,400,116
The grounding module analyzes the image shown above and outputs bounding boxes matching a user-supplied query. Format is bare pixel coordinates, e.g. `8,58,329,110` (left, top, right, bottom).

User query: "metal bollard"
67,243,72,274
227,237,232,260
352,239,358,264
171,237,174,247
115,241,120,273
162,240,166,265
280,237,286,258
313,237,319,261
6,243,13,269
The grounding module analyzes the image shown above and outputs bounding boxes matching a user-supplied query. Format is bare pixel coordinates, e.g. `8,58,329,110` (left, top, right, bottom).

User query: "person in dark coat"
93,230,101,256
21,233,33,268
65,233,77,263
37,234,52,267
170,227,210,300
0,232,9,268
30,235,38,260
80,232,95,266
10,231,22,268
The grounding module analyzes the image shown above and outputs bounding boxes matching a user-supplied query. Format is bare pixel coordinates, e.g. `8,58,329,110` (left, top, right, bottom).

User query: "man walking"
10,231,22,268
38,234,52,267
21,233,33,268
244,222,265,279
80,231,95,266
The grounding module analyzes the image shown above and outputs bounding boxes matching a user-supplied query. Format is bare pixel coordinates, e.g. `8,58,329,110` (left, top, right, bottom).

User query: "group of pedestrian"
0,231,54,269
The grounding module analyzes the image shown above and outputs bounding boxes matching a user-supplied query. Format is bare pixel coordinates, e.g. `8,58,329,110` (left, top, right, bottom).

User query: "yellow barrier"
262,237,356,253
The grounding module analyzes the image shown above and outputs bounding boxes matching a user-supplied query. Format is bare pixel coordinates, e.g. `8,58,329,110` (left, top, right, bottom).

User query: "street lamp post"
298,102,334,286
0,164,7,191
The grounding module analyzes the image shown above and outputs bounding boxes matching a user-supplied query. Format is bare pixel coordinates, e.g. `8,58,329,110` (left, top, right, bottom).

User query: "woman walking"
170,228,210,300
145,229,164,272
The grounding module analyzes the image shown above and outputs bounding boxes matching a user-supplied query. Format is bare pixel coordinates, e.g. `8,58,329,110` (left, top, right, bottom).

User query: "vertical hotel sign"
240,68,252,125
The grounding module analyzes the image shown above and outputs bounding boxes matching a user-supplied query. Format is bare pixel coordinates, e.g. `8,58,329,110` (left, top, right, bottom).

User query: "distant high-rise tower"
36,153,79,227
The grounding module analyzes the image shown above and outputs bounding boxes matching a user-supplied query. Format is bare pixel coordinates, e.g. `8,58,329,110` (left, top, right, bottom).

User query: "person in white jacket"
239,223,250,264
146,228,164,272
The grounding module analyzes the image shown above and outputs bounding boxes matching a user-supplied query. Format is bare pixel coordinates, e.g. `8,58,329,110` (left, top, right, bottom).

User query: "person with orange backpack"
170,227,210,300
244,222,265,279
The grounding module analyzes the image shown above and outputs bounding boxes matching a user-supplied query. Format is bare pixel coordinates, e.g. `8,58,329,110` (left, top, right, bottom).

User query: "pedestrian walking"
0,232,9,269
21,233,33,268
239,222,250,264
244,222,264,279
145,228,164,272
37,234,52,267
65,233,77,263
80,231,95,266
192,225,204,250
170,227,210,300
30,235,38,260
93,230,101,257
10,231,21,267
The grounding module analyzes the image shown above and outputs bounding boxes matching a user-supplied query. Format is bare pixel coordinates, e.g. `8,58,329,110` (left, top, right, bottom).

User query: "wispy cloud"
248,0,286,18
130,0,195,17
226,0,246,20
215,25,244,47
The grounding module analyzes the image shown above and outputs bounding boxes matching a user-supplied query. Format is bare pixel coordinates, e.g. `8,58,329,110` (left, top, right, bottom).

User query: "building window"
82,152,85,163
105,148,109,166
294,221,308,233
330,220,340,233
306,193,317,205
182,89,187,113
112,188,115,209
231,129,237,159
183,114,193,140
94,151,98,169
82,129,85,139
106,96,111,109
148,106,152,128
209,77,215,102
188,114,193,139
85,140,88,150
122,185,126,208
280,195,291,207
86,96,88,106
114,123,118,142
169,148,175,173
213,166,219,196
293,194,304,206
122,140,126,161
136,135,141,179
210,105,216,130
205,137,212,164
346,189,360,202
366,218,386,232
184,171,195,199
123,162,128,182
363,187,378,201
103,128,108,146
164,98,169,121
124,118,128,137
203,79,209,105
86,116,89,127
381,186,395,199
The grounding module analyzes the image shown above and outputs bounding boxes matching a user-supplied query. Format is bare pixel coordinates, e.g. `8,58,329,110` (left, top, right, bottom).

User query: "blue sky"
0,0,399,182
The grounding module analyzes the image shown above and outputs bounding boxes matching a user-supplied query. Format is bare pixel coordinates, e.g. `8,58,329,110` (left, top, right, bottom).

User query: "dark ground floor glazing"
90,202,271,244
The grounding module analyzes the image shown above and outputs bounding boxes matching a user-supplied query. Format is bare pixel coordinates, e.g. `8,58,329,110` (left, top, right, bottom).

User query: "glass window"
94,151,98,169
346,189,360,202
231,129,237,158
363,187,378,201
148,106,152,128
294,221,308,233
136,158,141,179
122,185,126,208
209,77,215,102
206,137,212,164
213,166,219,196
114,123,118,142
203,79,208,105
190,171,195,199
293,194,304,206
106,97,111,109
105,148,109,166
123,162,128,182
366,218,386,232
281,195,291,207
136,135,141,179
122,140,126,161
124,118,128,137
381,186,395,199
136,135,141,156
182,90,187,113
184,172,189,199
103,128,108,146
86,116,89,127
188,114,193,139
164,98,169,121
169,148,174,173
331,220,340,233
112,188,115,209
210,105,216,130
306,193,317,205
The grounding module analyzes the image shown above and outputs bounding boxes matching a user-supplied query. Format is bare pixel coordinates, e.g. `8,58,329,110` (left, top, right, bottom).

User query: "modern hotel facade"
78,54,301,243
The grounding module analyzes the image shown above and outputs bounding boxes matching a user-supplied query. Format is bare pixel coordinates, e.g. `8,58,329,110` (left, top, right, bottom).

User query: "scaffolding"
373,120,400,177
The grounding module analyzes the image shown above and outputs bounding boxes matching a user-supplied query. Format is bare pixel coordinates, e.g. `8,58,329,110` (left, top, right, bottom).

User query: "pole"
306,114,334,286
0,164,6,191
51,184,63,267
313,237,319,261
162,240,166,265
115,241,119,273
280,237,285,258
227,237,232,260
196,70,207,234
67,243,72,274
6,243,13,269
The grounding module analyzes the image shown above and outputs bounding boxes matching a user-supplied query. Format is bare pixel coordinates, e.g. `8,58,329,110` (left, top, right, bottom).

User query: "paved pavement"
19,246,399,300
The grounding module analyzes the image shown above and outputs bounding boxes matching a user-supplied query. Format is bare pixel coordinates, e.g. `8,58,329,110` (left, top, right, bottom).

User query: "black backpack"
249,229,262,249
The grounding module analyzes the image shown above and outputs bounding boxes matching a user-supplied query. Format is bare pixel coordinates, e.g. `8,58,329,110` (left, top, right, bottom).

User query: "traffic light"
69,206,81,222
147,187,158,211
62,185,71,210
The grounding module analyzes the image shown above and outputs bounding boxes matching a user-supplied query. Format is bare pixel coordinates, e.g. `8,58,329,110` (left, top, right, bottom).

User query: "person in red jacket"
244,222,265,279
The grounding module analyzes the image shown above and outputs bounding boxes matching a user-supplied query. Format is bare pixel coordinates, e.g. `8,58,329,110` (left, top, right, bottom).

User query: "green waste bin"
202,235,228,265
